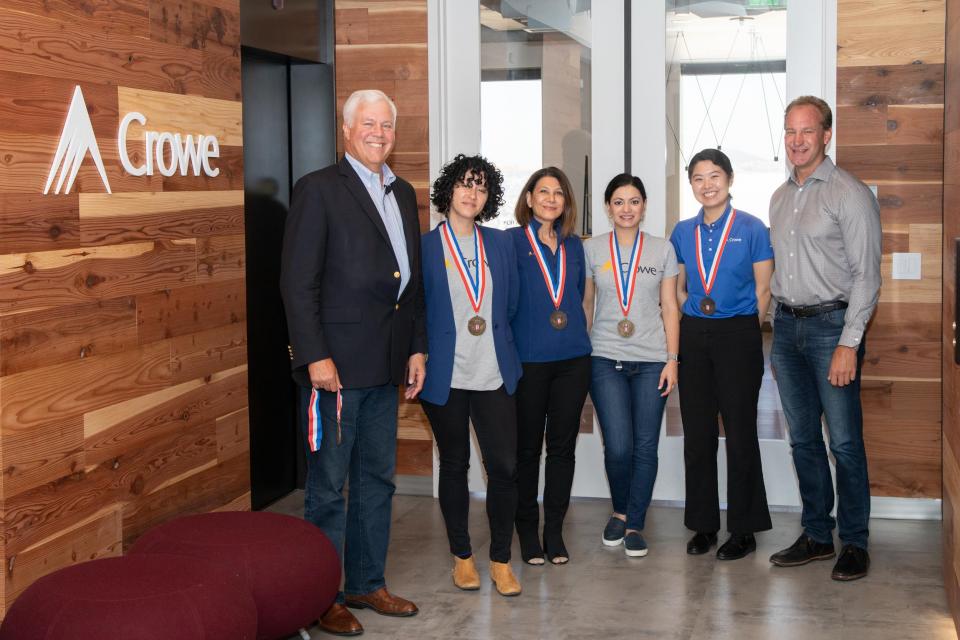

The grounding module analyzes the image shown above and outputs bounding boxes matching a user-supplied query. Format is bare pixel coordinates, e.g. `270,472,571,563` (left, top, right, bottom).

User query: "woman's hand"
659,360,678,397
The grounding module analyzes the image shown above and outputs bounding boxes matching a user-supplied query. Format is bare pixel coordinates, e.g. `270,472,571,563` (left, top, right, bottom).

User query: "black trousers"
514,355,591,541
678,315,772,534
421,386,518,562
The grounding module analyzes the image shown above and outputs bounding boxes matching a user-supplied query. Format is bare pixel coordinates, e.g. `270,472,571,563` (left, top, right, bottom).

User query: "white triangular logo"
43,86,112,195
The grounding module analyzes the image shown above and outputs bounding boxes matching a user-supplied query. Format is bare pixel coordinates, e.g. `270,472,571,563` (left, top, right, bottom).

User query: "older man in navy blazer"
280,89,426,636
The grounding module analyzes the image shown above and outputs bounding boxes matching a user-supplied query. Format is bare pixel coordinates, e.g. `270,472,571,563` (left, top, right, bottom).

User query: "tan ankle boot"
452,555,480,590
489,561,521,596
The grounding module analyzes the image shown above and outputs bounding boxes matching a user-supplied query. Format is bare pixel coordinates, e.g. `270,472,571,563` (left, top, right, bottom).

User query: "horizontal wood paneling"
336,0,432,475
0,0,247,616
838,0,944,503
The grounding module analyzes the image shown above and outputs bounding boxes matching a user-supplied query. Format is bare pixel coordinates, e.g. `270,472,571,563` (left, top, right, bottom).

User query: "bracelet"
666,353,679,362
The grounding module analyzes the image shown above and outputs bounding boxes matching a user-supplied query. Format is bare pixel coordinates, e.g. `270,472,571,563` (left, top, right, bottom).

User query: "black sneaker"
831,545,869,581
769,534,836,567
602,516,626,547
623,531,648,557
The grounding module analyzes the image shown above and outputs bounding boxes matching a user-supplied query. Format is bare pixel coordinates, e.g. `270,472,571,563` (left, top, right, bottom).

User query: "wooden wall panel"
838,0,944,499
0,0,247,618
943,0,960,631
335,0,433,476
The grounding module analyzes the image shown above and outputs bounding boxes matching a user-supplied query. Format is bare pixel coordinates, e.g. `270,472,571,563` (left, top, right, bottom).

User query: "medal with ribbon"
695,207,737,316
525,225,568,330
609,231,644,337
441,221,487,335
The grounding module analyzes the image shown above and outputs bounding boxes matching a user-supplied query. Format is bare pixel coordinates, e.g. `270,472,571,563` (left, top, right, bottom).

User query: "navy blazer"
420,224,522,405
280,157,427,389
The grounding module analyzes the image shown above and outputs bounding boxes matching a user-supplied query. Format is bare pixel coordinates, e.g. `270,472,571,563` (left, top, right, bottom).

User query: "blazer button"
393,271,401,279
395,304,400,310
287,344,294,360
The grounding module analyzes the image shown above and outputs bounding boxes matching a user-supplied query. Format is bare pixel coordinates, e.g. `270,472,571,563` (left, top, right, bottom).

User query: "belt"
779,300,848,318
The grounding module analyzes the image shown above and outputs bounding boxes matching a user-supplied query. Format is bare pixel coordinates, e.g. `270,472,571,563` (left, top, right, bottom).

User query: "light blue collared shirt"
345,153,410,297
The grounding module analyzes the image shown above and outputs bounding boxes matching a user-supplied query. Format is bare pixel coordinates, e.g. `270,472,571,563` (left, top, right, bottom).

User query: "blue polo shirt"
669,204,773,318
509,220,591,362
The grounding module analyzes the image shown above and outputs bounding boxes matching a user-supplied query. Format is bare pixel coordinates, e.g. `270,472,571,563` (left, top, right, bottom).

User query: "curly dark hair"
430,154,505,223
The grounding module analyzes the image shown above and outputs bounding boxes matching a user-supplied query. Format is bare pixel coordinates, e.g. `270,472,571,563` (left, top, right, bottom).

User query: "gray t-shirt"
443,230,503,391
584,231,679,362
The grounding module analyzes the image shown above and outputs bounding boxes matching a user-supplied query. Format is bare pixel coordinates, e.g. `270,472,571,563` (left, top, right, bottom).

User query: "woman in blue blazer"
420,155,523,597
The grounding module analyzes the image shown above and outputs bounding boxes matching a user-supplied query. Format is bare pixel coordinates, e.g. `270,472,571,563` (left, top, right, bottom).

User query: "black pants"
421,386,518,562
678,315,772,534
514,355,591,542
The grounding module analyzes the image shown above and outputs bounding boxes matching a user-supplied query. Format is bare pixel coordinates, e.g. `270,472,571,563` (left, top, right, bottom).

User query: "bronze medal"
699,296,716,316
468,315,487,336
550,310,568,330
617,318,635,337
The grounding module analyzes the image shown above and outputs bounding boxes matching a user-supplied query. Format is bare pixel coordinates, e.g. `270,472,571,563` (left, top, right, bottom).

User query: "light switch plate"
892,252,922,280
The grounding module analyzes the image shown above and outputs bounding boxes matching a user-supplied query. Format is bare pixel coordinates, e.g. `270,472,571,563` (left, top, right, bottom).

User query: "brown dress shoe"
319,603,363,636
344,587,418,617
452,555,481,590
489,561,521,597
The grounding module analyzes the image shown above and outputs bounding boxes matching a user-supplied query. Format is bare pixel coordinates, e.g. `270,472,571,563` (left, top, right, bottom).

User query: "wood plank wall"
334,0,433,476
0,0,248,615
836,0,944,499
942,0,959,631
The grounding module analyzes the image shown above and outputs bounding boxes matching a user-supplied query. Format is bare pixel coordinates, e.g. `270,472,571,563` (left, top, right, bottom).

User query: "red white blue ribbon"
609,231,644,318
307,387,342,452
525,225,566,310
441,221,486,314
695,208,737,296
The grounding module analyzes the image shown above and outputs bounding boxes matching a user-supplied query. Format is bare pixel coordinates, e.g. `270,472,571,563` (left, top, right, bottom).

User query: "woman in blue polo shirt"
421,155,523,596
509,167,592,565
669,148,773,561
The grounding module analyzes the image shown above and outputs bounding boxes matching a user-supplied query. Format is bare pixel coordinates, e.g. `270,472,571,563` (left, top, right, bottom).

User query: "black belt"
779,300,848,318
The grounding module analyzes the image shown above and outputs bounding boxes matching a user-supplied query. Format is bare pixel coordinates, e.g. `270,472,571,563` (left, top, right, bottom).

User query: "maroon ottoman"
130,511,340,640
0,555,258,640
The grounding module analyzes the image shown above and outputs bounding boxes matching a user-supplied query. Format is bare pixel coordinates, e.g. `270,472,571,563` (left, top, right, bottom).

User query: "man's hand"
308,358,341,392
404,353,426,400
827,346,857,387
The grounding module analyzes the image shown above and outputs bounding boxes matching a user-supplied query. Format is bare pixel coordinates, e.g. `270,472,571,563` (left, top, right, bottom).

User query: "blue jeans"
771,308,870,549
590,357,667,531
298,383,398,599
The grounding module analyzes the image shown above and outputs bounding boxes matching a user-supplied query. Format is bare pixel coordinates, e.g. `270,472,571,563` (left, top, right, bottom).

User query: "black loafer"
717,533,756,560
686,531,718,555
770,533,836,567
831,544,869,581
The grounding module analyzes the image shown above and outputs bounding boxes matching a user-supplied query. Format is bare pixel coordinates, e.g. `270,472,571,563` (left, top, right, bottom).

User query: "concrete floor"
269,491,957,640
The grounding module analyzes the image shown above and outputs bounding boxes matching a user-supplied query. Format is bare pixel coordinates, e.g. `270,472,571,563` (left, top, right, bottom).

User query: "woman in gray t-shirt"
582,173,680,558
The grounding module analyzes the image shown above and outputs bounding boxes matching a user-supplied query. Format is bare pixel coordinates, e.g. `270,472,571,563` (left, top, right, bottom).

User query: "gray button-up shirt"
769,156,882,348
345,153,410,298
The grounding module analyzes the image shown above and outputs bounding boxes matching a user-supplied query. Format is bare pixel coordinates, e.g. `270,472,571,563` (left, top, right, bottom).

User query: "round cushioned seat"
0,554,258,640
129,511,340,640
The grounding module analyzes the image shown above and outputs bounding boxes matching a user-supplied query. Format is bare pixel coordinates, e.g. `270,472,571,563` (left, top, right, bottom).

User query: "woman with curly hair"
509,167,591,565
420,154,524,596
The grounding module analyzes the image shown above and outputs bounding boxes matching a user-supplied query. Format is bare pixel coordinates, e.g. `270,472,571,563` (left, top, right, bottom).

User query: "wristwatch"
666,353,679,362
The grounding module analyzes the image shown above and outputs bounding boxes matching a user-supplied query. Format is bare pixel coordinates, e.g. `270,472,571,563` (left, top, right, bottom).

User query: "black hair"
430,154,505,223
603,173,647,203
687,148,734,182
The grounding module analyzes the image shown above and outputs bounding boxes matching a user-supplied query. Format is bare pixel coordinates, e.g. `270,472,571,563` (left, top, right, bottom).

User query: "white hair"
342,89,397,126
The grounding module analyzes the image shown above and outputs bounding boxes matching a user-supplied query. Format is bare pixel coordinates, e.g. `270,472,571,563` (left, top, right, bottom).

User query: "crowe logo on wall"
44,85,222,195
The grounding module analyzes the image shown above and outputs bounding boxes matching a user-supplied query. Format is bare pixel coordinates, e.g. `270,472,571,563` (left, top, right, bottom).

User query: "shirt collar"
695,202,732,229
790,155,835,187
345,152,397,188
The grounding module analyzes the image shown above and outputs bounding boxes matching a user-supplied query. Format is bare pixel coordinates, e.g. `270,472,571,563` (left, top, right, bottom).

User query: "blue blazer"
420,224,522,405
